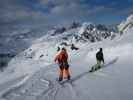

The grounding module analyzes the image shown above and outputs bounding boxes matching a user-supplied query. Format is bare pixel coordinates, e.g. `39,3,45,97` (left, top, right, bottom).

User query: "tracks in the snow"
37,78,76,100
0,64,76,100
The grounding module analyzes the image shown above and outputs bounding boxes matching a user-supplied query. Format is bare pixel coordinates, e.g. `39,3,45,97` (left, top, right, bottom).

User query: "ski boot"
89,67,95,72
58,77,63,82
67,75,71,80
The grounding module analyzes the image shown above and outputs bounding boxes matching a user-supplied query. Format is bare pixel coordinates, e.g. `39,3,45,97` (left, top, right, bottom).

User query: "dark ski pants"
95,59,104,69
58,62,70,79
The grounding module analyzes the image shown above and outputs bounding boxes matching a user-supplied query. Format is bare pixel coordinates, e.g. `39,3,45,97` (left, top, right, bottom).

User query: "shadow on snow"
62,57,118,84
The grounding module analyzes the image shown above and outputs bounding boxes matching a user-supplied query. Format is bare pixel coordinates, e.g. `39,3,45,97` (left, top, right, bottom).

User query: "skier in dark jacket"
96,48,104,64
90,48,104,72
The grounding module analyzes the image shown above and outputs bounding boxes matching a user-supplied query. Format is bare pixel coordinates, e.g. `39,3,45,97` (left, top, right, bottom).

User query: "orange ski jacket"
55,50,68,63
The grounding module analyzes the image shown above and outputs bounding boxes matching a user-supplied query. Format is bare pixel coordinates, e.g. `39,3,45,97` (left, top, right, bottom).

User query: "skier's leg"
63,68,66,78
59,68,63,81
95,60,101,70
67,68,71,80
58,63,63,81
62,62,67,79
64,64,71,80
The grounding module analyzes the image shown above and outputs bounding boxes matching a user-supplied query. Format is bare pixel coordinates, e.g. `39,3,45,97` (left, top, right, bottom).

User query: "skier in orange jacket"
55,47,71,81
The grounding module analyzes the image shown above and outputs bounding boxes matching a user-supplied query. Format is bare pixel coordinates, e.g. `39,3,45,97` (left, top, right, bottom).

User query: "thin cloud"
0,0,132,29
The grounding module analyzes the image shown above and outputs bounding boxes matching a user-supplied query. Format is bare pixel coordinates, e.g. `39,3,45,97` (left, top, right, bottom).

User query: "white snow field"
0,15,133,100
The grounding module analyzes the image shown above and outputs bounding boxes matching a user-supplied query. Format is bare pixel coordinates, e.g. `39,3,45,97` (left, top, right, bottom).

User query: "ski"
56,78,74,87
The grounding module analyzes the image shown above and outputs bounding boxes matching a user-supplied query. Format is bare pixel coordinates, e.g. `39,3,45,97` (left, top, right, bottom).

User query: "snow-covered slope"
118,14,133,32
0,15,133,100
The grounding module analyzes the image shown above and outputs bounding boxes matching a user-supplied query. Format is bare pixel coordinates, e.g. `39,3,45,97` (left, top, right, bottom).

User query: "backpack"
58,51,68,62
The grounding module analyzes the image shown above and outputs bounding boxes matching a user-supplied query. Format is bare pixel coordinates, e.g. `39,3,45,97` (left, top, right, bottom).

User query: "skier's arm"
54,54,59,62
102,53,104,64
102,58,104,64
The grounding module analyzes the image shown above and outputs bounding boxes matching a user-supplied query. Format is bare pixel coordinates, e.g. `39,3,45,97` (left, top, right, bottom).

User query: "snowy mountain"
0,15,133,100
44,22,118,44
118,14,133,32
0,22,117,56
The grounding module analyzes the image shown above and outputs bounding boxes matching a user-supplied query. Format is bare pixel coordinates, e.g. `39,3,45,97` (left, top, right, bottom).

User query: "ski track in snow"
0,64,77,100
0,56,119,100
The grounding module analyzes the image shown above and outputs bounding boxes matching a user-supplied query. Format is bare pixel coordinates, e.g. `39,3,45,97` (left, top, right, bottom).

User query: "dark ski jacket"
96,51,104,63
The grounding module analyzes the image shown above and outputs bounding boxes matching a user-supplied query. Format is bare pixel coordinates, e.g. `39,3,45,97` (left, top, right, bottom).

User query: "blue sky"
0,0,133,28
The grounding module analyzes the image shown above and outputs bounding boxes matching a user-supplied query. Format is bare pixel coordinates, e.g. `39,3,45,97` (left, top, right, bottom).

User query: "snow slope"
118,14,133,32
0,16,133,100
